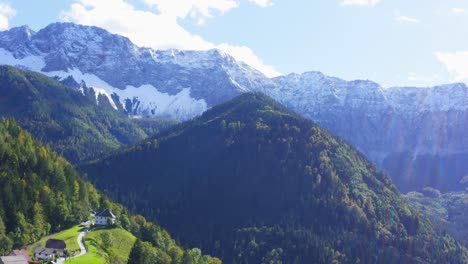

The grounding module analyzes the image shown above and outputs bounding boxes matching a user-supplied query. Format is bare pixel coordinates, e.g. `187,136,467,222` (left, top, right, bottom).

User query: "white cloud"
436,51,468,82
394,15,421,24
248,0,274,8
0,3,16,30
340,0,379,7
217,43,279,76
61,0,212,50
61,0,279,77
452,8,465,16
142,0,239,20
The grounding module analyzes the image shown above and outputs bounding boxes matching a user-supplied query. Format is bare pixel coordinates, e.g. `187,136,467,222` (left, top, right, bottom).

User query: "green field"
27,225,84,256
65,240,104,264
54,225,84,253
66,227,136,264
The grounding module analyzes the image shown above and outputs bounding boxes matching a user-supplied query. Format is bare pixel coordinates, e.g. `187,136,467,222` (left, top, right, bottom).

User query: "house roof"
33,248,44,255
0,256,28,264
96,209,116,218
45,239,66,250
8,250,32,262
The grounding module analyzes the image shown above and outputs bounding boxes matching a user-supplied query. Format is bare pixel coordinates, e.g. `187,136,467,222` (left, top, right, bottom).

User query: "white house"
34,247,60,261
94,209,116,225
35,239,66,261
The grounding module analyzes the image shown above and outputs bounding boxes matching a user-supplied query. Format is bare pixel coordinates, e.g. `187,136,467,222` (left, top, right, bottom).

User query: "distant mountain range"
0,22,467,192
272,73,468,193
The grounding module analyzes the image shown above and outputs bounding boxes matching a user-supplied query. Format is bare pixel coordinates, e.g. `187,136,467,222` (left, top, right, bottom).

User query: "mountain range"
0,22,467,263
82,92,468,263
0,22,466,192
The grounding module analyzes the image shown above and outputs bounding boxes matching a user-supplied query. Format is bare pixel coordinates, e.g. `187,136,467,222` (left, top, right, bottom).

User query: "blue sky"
2,0,468,87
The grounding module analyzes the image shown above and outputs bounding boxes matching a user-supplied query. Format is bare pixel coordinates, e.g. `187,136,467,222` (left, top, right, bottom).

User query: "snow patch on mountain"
47,68,208,120
0,48,44,72
0,47,207,119
154,49,230,69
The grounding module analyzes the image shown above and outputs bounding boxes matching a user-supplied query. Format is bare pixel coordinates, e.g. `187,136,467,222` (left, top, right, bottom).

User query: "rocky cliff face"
0,22,466,192
0,22,275,120
269,73,468,192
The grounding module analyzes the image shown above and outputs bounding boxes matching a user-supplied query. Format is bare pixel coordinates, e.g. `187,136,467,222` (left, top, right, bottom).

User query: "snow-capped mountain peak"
0,22,276,120
0,25,35,52
0,22,466,120
0,22,466,192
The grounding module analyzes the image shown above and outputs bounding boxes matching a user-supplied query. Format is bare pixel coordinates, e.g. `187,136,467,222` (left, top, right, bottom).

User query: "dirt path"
53,228,88,264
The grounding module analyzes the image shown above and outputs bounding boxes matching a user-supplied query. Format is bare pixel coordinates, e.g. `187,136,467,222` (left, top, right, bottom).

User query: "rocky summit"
0,22,467,192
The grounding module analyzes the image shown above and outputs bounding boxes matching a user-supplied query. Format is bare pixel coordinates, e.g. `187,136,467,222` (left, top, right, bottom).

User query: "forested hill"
0,65,176,164
0,118,97,252
83,93,468,263
405,188,468,246
0,119,220,263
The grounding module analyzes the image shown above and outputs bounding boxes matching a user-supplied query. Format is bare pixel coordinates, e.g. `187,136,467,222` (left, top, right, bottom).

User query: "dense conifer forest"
0,118,219,263
83,93,468,263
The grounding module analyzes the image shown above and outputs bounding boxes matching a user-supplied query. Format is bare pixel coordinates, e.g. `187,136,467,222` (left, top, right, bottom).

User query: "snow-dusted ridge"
1,22,467,192
0,23,273,120
0,47,208,119
385,83,468,113
0,22,466,121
